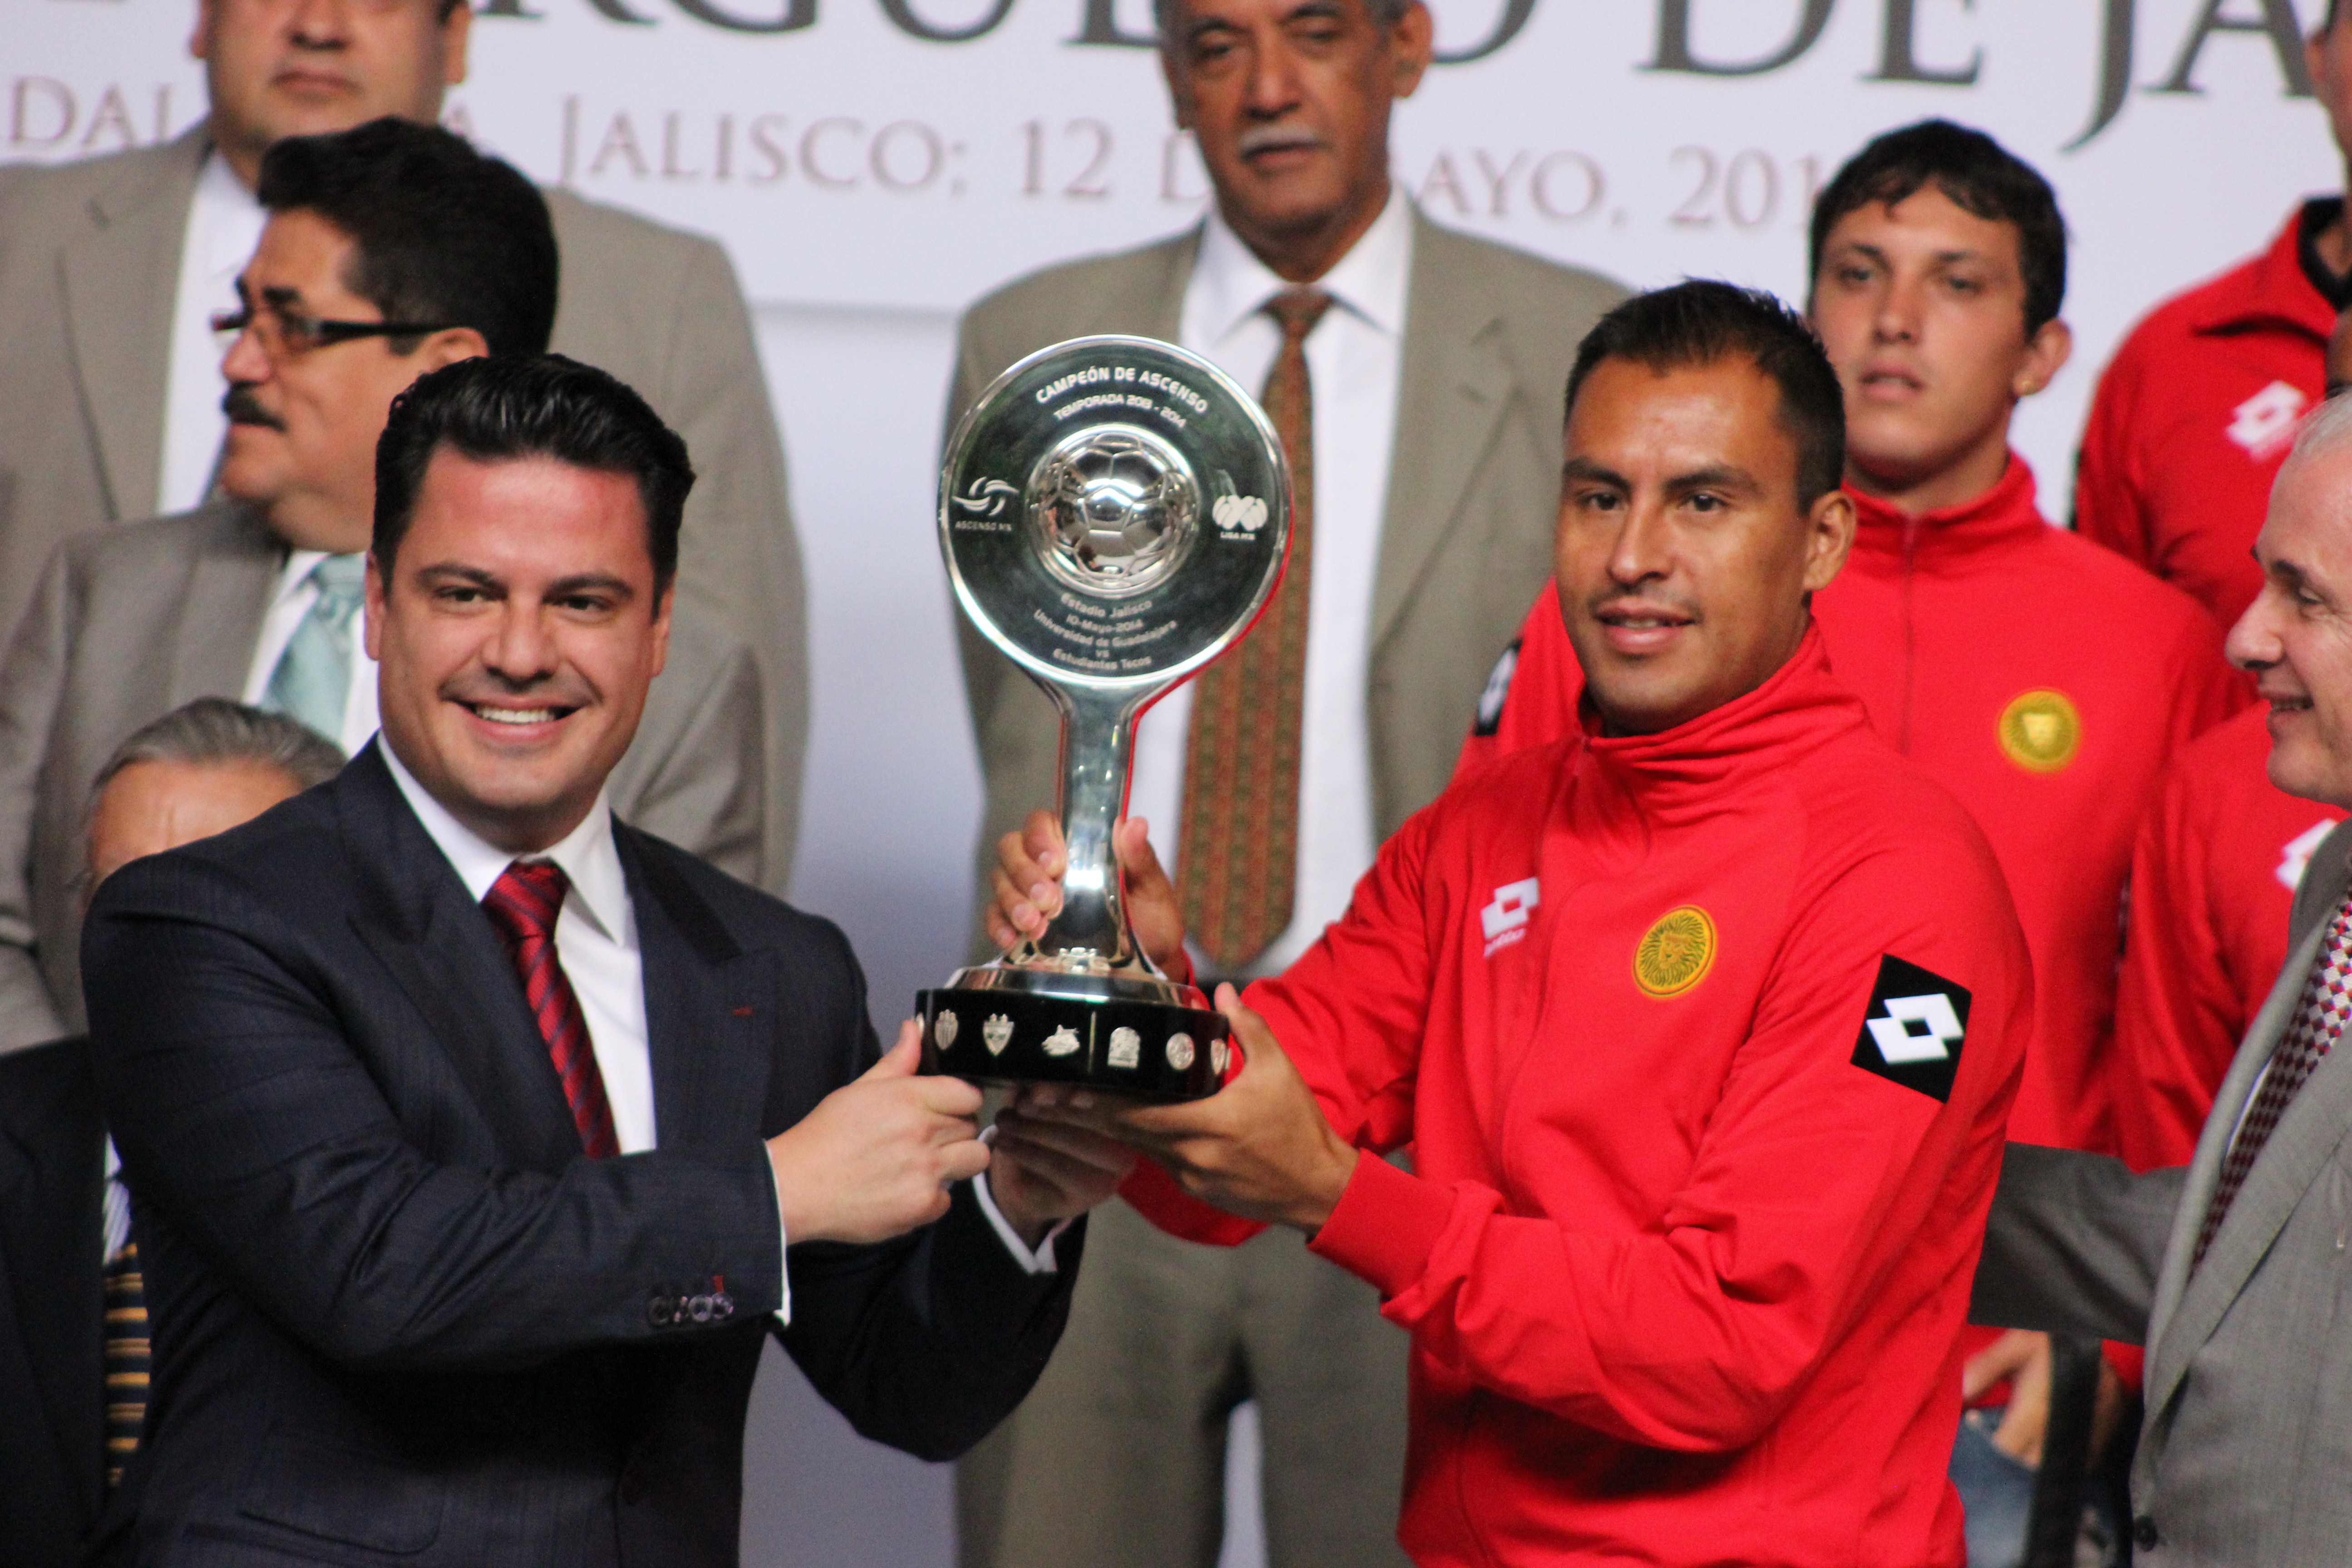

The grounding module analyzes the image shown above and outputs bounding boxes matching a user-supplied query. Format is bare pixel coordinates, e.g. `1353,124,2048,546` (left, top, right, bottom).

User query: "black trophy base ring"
919,986,1230,1101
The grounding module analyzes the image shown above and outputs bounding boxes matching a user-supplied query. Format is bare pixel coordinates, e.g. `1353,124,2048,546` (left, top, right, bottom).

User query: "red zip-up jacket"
2112,703,2342,1173
1130,632,2029,1566
1462,458,2240,1152
2075,202,2337,629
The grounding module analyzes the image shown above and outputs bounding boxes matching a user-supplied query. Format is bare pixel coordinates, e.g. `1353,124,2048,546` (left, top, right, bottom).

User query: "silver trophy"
919,336,1291,1101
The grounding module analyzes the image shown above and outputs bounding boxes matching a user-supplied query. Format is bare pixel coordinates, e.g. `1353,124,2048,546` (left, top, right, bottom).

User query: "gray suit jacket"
1973,815,2352,1563
0,130,805,891
946,209,1625,940
0,501,763,1051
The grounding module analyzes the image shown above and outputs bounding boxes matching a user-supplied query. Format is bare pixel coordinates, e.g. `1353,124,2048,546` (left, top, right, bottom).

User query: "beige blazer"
0,500,764,1050
946,209,1625,941
0,131,805,890
1973,815,2352,1562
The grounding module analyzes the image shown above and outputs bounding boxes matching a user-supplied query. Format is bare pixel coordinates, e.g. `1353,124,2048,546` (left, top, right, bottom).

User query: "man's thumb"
863,1019,925,1079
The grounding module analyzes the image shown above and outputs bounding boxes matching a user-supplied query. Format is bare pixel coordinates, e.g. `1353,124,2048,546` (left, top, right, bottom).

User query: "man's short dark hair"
374,355,695,595
1808,119,2067,338
1563,281,1847,510
257,118,557,358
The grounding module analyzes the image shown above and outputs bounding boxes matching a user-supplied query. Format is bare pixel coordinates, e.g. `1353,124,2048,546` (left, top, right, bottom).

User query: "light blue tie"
263,554,367,742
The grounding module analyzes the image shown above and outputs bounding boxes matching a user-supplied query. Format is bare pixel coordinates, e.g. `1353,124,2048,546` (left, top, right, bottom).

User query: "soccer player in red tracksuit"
1451,124,2241,1563
993,283,2031,1567
2111,706,2344,1173
2072,5,2352,630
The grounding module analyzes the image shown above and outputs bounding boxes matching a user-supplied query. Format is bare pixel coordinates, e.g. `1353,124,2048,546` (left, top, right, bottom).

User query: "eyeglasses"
211,301,456,359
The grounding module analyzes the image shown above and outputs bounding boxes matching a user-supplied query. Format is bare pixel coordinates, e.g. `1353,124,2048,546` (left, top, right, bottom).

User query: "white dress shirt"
381,745,1057,1320
242,549,382,758
1124,187,1411,980
159,152,266,517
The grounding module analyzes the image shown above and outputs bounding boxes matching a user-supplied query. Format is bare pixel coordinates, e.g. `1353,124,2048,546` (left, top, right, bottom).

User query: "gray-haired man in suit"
0,0,806,893
949,1,1623,1562
1974,391,2352,1562
0,119,763,1058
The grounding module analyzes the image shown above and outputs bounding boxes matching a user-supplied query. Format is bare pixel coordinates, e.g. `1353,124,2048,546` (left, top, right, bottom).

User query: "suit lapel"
618,831,773,1158
2144,860,2350,1417
1370,213,1520,652
168,502,279,707
0,1049,108,1526
56,132,207,522
338,748,587,1172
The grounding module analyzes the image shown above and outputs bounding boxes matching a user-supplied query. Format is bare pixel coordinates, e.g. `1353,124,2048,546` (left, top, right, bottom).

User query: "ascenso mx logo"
1852,955,1973,1103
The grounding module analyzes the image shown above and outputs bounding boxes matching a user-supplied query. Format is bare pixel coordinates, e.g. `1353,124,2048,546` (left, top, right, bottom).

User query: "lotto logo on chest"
2228,381,2310,461
1480,877,1539,957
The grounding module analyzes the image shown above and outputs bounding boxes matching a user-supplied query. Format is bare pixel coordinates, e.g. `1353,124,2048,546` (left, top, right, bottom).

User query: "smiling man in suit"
81,353,1126,1568
0,699,342,1568
0,0,808,894
946,0,1623,1562
0,118,766,1058
1973,392,2352,1562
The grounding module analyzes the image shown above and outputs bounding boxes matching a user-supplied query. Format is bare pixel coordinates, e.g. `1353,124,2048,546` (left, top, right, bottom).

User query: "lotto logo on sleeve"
1850,955,1972,1102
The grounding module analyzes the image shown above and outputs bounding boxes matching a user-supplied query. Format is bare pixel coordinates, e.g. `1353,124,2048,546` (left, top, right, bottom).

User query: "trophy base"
918,965,1230,1102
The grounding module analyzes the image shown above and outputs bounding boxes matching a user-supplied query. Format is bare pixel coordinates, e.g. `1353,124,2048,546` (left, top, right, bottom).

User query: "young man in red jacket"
2111,705,2342,1174
1460,122,2241,1563
2073,2,2352,628
2107,316,2352,1177
992,282,2031,1567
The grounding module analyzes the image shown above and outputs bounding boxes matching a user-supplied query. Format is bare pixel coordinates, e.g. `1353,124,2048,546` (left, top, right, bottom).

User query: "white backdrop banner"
9,0,2338,321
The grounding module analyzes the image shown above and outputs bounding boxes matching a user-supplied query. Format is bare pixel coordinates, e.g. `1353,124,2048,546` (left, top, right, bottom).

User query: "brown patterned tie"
1177,287,1332,973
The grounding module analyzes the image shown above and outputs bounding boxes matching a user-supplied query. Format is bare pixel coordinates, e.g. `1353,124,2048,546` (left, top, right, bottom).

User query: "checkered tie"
482,861,620,1159
2193,888,2352,1269
1176,287,1331,973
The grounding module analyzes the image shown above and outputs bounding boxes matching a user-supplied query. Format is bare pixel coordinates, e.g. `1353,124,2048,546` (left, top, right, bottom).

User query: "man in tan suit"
0,0,803,892
0,120,761,1055
949,0,1622,1563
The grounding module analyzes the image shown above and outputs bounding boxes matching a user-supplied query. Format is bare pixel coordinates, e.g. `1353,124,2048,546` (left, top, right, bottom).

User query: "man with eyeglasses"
0,117,765,1057
0,0,808,910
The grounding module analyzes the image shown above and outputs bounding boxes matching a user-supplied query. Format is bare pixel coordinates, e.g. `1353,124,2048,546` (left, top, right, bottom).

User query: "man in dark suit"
0,697,345,1568
81,354,1127,1566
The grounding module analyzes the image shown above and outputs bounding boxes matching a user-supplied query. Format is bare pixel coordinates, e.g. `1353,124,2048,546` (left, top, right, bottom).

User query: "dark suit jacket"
82,745,1078,1567
0,1038,116,1568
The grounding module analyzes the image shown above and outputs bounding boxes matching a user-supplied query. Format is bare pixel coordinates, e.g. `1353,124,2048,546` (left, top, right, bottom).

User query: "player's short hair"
1564,281,1847,511
1153,0,1410,43
1809,119,2067,338
2293,389,2352,467
89,699,346,811
257,117,557,359
374,354,695,596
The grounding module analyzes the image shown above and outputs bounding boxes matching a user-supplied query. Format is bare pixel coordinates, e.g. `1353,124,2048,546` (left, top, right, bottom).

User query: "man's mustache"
222,383,285,431
1236,125,1324,158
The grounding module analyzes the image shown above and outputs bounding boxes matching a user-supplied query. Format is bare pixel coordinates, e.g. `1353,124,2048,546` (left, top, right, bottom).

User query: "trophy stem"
1034,686,1152,973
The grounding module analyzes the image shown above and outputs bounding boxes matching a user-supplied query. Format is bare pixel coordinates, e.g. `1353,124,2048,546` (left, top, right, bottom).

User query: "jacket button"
2133,1516,2160,1551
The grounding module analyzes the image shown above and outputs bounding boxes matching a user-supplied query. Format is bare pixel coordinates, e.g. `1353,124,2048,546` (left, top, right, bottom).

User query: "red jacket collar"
2185,201,2338,343
1578,624,1869,809
1846,453,2046,576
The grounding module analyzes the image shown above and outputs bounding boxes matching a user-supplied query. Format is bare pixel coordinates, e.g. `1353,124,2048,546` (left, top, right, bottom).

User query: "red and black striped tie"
483,860,620,1159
